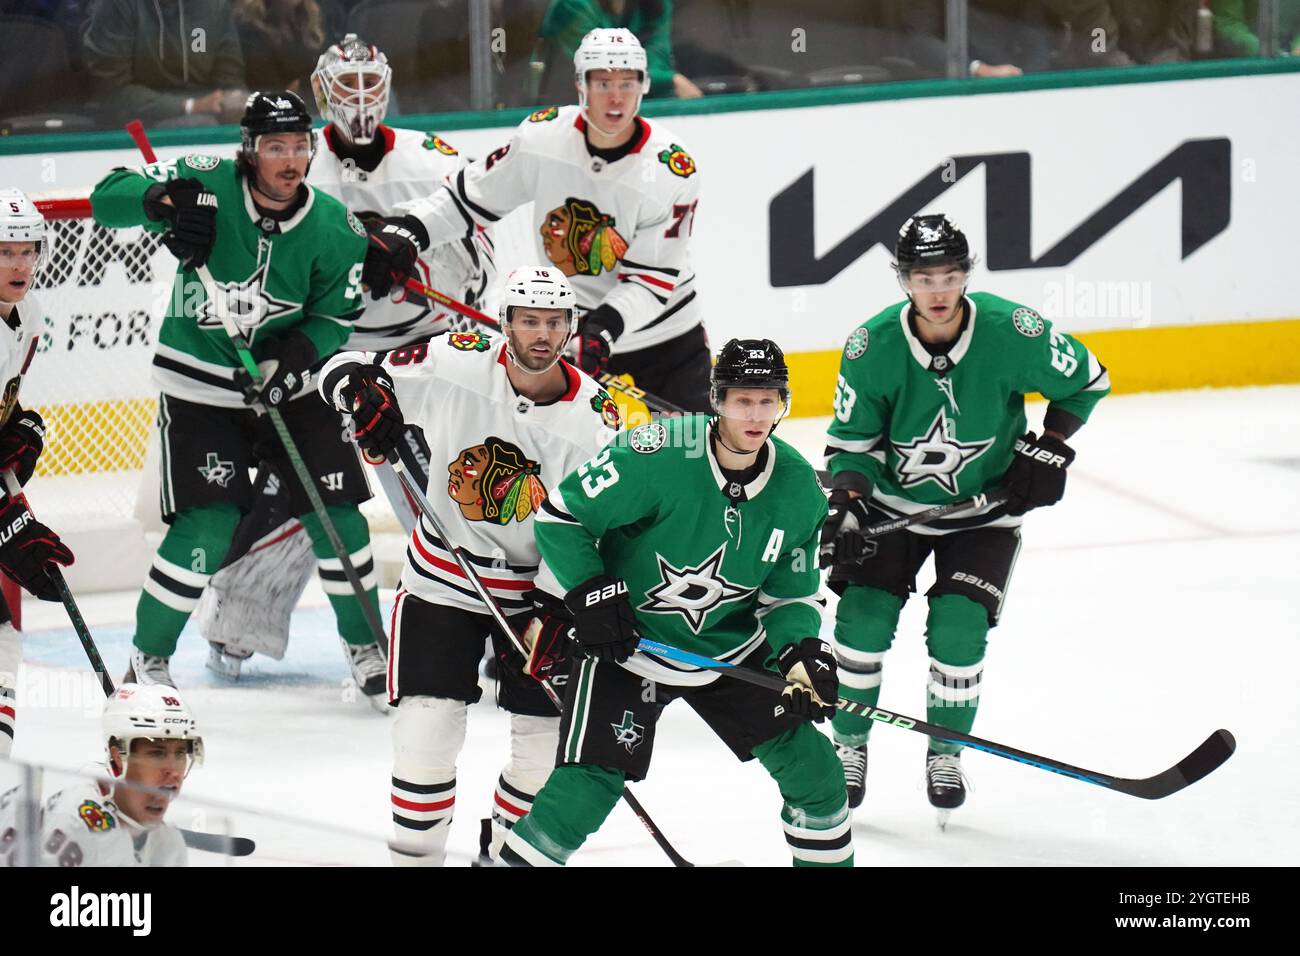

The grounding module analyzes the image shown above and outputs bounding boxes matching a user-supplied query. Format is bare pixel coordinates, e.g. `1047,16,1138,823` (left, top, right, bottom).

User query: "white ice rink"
6,385,1298,866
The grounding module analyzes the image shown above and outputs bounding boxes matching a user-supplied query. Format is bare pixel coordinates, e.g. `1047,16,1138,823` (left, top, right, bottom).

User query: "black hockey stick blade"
181,828,256,857
1107,729,1236,800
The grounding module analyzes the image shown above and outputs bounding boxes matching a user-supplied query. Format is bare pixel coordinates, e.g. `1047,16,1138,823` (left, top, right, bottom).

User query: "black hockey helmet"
710,338,791,422
893,214,972,276
239,90,315,157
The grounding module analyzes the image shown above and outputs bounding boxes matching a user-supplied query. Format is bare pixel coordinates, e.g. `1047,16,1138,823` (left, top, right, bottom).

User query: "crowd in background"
2,0,1297,134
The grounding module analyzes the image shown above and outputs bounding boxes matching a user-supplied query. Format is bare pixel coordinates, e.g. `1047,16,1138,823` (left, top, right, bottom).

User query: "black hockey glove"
362,216,422,299
0,408,46,487
333,363,404,462
0,495,74,602
775,638,838,722
144,179,218,271
818,488,876,569
1000,431,1075,516
522,590,575,684
564,574,639,664
575,305,622,377
234,331,318,408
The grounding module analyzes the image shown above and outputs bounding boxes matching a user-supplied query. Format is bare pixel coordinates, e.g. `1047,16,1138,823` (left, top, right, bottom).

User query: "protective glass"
711,389,789,423
258,137,313,160
589,77,641,94
901,269,967,294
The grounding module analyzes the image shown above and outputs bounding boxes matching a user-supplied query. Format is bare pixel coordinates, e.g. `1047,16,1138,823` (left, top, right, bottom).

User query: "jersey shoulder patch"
422,133,458,155
346,209,367,238
656,143,696,178
589,387,621,431
844,327,869,360
629,421,667,454
1010,306,1045,337
446,331,493,352
183,154,221,171
528,106,560,123
77,798,118,832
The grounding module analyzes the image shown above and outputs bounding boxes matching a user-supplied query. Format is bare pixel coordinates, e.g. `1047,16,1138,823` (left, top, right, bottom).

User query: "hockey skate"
206,641,253,680
123,646,175,687
342,638,390,713
925,748,969,830
835,741,868,809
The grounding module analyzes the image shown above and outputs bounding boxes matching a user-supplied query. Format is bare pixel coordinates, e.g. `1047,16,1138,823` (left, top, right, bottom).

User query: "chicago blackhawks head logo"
528,106,559,123
590,389,620,430
447,436,547,525
78,799,116,832
540,197,628,278
657,143,696,178
448,331,491,352
421,134,458,155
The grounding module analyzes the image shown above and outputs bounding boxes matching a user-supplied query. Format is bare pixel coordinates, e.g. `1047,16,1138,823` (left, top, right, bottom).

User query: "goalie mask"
312,34,392,146
103,683,205,778
574,28,650,131
498,266,576,375
0,187,48,275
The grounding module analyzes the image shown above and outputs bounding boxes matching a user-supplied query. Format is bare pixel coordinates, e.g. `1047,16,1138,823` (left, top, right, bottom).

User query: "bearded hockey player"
371,28,711,412
0,188,75,757
500,339,852,867
0,683,202,866
319,267,621,865
89,91,395,704
199,35,499,680
820,215,1110,826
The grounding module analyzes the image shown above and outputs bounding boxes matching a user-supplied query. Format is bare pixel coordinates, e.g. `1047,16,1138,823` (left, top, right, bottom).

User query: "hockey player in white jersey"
371,28,712,413
0,188,75,757
318,267,621,865
199,36,499,680
1,683,200,866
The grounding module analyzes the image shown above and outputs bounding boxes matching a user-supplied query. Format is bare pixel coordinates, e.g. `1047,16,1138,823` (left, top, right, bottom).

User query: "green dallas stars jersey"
826,292,1110,534
534,415,829,687
90,155,368,407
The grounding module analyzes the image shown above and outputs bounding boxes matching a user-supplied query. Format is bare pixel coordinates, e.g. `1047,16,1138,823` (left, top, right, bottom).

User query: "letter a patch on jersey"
638,543,755,634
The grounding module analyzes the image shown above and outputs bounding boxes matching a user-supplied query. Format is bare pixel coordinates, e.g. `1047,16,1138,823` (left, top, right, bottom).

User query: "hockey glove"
334,364,404,462
234,331,318,408
144,179,218,271
575,305,622,377
818,488,877,569
0,409,46,487
1000,431,1075,516
362,217,422,299
0,495,74,602
775,638,838,722
564,574,639,664
522,590,575,683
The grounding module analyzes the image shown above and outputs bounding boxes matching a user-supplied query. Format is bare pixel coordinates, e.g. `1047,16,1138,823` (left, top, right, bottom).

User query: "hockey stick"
4,471,256,855
385,457,704,867
635,638,1236,800
2,470,112,696
125,120,388,653
393,273,689,416
824,490,1012,567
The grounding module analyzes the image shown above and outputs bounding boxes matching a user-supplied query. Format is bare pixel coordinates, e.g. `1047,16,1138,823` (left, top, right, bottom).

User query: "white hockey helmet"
103,683,205,776
312,33,392,145
574,28,650,124
498,266,577,374
0,187,48,272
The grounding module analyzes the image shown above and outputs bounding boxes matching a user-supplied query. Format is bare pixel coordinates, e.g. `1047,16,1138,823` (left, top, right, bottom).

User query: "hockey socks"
924,594,988,755
135,504,240,657
502,763,625,866
298,506,380,648
831,585,901,747
755,724,855,867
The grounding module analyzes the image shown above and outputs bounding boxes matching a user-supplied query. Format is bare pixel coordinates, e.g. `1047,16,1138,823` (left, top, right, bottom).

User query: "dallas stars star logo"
197,262,300,336
891,408,994,495
197,452,236,488
639,543,755,634
611,710,645,753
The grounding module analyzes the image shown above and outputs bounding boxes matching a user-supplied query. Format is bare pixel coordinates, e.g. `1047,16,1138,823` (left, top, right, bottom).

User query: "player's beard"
508,331,563,374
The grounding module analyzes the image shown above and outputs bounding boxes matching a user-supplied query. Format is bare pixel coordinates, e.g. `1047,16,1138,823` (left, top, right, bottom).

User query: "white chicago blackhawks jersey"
0,294,42,431
396,105,702,354
320,332,621,615
308,125,496,350
0,778,187,866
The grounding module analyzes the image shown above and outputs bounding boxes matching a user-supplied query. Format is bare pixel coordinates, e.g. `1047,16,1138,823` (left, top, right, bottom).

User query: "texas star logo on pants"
198,452,236,488
611,710,645,753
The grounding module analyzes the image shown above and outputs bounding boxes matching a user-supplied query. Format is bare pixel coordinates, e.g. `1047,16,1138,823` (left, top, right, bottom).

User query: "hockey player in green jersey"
501,340,853,867
90,91,395,704
820,214,1110,824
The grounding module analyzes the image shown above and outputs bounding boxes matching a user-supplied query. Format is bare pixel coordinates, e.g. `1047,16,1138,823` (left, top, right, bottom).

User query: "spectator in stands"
1041,1,1201,66
1213,0,1300,56
82,0,248,127
539,0,702,98
232,0,343,95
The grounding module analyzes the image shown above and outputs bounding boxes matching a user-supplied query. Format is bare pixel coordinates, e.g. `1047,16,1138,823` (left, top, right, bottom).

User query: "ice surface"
7,386,1298,866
